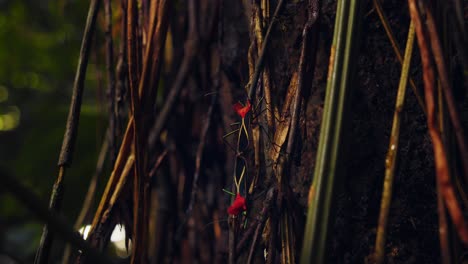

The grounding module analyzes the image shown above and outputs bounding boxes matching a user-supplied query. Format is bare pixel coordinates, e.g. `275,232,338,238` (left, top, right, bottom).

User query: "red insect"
233,100,252,118
227,194,247,216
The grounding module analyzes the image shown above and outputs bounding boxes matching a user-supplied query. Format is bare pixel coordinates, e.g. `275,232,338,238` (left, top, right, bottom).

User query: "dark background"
1,0,467,263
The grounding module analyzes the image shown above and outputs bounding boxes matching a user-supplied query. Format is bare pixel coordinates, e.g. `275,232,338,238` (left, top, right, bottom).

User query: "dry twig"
408,0,468,246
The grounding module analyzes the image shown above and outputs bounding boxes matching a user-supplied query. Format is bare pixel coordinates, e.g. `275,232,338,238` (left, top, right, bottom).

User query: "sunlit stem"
240,118,249,142
234,165,246,194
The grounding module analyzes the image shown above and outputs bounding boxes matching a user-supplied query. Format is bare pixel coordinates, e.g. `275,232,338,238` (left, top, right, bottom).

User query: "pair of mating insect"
222,96,281,219
223,99,252,217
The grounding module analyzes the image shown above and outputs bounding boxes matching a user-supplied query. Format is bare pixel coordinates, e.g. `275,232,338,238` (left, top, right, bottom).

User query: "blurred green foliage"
0,1,108,261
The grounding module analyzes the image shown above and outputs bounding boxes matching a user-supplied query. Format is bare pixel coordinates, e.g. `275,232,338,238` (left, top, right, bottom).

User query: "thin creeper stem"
35,0,101,263
374,20,415,264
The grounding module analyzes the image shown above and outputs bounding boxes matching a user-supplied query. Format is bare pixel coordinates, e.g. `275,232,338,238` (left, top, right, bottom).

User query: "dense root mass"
1,0,467,263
